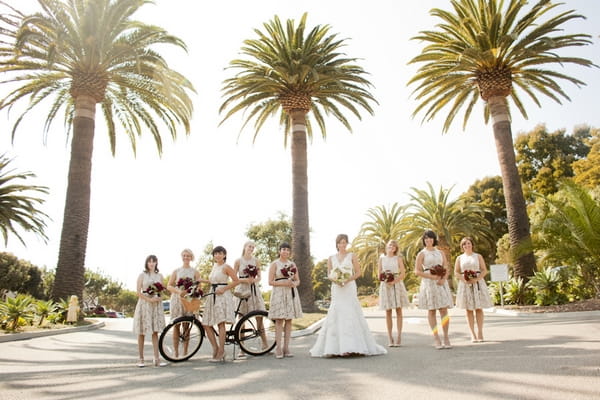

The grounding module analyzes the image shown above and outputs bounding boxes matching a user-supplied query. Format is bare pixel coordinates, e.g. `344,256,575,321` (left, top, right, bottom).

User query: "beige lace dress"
236,256,266,315
455,253,493,310
268,260,303,320
417,248,453,310
378,255,410,310
169,266,197,319
202,263,235,326
133,272,166,335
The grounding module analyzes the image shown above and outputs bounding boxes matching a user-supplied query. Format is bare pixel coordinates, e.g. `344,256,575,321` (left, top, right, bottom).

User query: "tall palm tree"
0,0,194,301
220,13,376,310
0,154,49,245
399,183,494,275
353,203,406,279
407,0,595,280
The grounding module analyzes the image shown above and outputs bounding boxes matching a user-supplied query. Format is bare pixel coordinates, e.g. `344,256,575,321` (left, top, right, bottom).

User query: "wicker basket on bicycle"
181,297,201,313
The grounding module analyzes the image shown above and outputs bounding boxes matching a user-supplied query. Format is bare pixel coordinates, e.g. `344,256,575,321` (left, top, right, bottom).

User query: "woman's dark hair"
279,242,291,250
335,233,349,250
144,255,159,273
212,245,227,261
421,230,438,247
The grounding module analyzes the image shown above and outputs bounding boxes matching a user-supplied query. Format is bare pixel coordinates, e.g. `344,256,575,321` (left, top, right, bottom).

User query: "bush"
527,267,568,306
0,294,36,331
503,278,535,305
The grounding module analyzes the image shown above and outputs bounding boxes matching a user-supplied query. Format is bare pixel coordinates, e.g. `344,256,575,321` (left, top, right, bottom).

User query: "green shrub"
528,267,568,306
503,278,535,305
0,294,36,331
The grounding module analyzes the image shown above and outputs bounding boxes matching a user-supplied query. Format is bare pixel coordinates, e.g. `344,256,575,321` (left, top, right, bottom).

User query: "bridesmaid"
454,237,493,342
378,240,410,347
233,240,267,357
202,245,239,362
414,230,453,349
167,248,202,319
133,255,167,367
166,249,202,358
268,242,302,359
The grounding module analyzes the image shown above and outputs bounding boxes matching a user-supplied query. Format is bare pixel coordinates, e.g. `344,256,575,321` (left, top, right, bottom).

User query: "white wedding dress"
310,253,387,357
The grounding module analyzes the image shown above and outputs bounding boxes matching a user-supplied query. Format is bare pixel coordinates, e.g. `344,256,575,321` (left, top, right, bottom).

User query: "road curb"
0,320,106,343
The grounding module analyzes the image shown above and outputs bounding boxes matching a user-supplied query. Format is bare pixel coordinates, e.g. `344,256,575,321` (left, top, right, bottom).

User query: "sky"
2,0,599,291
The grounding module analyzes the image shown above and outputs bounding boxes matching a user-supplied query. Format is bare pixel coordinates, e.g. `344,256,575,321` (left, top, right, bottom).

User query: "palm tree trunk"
52,95,96,302
488,96,536,280
290,110,316,311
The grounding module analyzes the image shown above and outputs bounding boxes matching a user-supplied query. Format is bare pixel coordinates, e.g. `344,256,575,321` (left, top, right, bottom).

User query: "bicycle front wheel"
159,316,204,362
235,310,276,356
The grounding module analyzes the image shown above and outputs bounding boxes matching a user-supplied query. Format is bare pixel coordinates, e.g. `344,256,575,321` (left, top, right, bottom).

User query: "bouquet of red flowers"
143,281,167,297
281,264,297,278
463,269,479,281
176,277,204,299
429,264,447,277
243,264,259,278
379,270,395,283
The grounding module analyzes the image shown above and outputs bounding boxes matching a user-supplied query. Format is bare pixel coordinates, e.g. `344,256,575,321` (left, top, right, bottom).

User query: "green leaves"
0,154,49,246
0,0,195,156
408,0,596,132
220,12,376,144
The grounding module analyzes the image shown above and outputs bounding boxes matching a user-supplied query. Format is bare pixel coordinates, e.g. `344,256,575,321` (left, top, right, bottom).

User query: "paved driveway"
1,308,599,400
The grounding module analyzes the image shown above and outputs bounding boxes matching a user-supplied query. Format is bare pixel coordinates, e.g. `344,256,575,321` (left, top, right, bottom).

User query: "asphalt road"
1,307,599,400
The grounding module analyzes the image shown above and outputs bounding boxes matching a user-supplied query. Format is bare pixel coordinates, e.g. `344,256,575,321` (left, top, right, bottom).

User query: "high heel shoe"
153,359,167,367
137,359,145,368
208,355,225,363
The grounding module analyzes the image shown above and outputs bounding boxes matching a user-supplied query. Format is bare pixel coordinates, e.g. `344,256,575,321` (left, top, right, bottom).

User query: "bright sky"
2,0,599,291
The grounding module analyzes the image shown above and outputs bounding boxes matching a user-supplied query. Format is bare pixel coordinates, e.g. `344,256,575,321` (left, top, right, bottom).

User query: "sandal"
137,359,145,368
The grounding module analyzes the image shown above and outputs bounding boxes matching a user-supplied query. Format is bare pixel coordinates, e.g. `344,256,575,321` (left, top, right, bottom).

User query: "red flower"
429,264,447,277
243,264,258,278
379,271,395,283
143,281,167,296
281,264,297,278
463,270,479,281
176,277,203,298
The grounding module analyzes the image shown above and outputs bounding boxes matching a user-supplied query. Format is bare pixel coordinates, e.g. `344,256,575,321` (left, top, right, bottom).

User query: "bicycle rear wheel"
235,310,276,356
159,316,204,362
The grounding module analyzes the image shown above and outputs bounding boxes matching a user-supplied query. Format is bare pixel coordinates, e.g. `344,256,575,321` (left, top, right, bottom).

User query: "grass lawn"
292,310,327,330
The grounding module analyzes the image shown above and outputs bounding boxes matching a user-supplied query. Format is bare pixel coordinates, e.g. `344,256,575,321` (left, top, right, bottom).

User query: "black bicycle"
158,294,276,362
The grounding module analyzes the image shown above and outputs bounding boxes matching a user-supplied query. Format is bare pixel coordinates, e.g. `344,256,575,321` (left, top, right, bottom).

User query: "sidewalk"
1,308,599,400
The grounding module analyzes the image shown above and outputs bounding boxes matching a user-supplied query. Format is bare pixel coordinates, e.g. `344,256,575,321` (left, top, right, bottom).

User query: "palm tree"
407,0,595,280
353,203,406,279
0,0,194,301
220,13,376,310
399,183,494,276
0,154,49,246
533,181,600,297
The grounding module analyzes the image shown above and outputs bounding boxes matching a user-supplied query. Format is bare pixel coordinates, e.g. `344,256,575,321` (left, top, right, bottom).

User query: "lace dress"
202,263,235,326
455,253,493,310
237,256,266,315
169,266,197,319
133,272,166,335
378,255,410,310
268,260,303,320
310,253,387,357
417,248,453,310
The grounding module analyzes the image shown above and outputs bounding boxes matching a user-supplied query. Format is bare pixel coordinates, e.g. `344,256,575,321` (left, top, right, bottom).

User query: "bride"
310,234,387,357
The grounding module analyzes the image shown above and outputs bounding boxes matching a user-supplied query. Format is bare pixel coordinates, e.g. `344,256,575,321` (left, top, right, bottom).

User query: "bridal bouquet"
143,281,167,297
243,264,259,278
281,264,297,279
379,270,396,283
176,277,204,299
463,269,479,281
429,264,447,277
329,267,351,285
